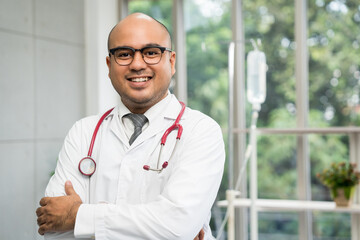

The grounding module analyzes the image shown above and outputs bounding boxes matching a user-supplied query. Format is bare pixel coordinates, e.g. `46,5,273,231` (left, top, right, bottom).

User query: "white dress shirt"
44,94,225,240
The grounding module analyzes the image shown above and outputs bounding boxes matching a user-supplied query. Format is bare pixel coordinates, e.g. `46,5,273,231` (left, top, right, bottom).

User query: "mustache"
125,71,154,79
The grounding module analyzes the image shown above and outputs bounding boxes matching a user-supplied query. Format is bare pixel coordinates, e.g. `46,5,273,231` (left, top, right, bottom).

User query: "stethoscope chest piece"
79,157,96,176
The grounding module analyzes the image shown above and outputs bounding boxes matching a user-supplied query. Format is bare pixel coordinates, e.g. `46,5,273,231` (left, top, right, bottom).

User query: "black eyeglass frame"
108,46,172,66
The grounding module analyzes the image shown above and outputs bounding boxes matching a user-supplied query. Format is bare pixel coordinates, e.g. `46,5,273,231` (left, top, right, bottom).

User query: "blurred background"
0,0,360,239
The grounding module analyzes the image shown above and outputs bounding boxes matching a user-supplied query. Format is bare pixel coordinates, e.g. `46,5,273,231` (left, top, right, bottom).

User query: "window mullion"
295,0,312,239
172,0,187,103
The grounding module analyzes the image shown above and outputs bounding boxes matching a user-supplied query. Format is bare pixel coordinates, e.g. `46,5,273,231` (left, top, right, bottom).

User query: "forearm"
76,197,209,240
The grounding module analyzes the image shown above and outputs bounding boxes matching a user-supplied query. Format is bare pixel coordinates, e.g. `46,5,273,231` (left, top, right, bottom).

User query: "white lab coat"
44,95,225,240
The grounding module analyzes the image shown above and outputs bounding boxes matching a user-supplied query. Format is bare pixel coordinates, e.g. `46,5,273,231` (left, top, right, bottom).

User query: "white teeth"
130,77,149,82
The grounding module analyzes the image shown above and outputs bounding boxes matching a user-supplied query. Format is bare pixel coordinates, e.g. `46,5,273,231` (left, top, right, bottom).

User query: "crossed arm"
36,181,205,239
36,115,224,239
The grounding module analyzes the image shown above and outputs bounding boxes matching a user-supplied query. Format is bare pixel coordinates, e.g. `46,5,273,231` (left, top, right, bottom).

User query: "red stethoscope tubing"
143,101,185,171
160,102,185,144
78,107,114,176
78,102,185,176
88,108,115,157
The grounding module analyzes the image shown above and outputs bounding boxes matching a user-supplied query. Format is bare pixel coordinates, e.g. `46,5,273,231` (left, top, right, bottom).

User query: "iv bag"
247,49,267,107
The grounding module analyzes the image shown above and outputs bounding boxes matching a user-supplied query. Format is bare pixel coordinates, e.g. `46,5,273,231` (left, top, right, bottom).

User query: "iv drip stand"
220,39,265,240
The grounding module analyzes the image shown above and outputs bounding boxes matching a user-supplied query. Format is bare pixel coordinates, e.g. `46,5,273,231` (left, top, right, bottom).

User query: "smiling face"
106,13,176,114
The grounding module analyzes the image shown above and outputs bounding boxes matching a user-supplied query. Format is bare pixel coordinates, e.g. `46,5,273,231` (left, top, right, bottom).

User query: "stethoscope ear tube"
87,108,114,157
143,101,185,172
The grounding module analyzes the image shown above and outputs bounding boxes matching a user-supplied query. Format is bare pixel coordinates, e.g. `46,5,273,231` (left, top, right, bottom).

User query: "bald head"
105,12,176,114
107,13,172,51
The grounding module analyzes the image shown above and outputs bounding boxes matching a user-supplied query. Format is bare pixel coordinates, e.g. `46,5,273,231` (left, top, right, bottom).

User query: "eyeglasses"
109,46,172,66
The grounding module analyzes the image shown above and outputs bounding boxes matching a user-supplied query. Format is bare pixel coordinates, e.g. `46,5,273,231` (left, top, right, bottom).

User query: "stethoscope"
78,101,186,177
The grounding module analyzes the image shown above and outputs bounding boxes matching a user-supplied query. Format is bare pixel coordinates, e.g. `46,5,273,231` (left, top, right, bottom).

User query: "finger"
39,197,49,206
38,224,46,235
65,180,76,196
36,207,43,217
199,229,205,239
37,215,46,226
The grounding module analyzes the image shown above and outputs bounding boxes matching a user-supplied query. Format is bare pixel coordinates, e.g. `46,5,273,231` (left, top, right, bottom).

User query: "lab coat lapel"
107,107,130,146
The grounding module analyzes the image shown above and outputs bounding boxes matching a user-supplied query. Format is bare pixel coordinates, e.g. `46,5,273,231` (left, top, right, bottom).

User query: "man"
36,13,225,239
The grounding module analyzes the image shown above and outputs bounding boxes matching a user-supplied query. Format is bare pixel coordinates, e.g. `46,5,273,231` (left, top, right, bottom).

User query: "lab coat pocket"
140,137,177,203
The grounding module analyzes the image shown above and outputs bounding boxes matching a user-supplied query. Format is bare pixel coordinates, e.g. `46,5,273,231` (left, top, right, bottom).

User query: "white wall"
0,0,85,239
84,0,119,115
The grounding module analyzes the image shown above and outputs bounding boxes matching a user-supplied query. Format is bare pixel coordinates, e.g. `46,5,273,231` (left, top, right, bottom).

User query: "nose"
129,51,147,70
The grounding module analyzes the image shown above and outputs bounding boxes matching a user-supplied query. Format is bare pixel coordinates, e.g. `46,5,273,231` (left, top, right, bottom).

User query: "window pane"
312,212,351,240
244,1,296,128
309,0,360,127
185,0,231,131
259,212,298,240
309,134,349,201
258,135,297,199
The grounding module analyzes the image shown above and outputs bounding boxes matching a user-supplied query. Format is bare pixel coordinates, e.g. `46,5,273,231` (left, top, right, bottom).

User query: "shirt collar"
117,100,131,119
116,91,173,123
143,92,172,124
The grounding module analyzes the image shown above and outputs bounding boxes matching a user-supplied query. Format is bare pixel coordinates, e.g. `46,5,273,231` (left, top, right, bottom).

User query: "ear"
170,51,176,76
106,56,111,68
106,56,111,78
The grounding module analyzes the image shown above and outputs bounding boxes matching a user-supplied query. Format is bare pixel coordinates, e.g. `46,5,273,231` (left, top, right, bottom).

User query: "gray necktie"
125,113,148,145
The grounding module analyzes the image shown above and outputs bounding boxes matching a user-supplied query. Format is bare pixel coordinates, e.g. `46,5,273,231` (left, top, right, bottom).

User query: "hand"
193,228,205,240
36,181,82,235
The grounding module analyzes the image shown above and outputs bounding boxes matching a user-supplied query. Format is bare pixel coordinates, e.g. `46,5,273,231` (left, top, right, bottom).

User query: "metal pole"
226,190,236,240
250,111,258,240
228,42,235,190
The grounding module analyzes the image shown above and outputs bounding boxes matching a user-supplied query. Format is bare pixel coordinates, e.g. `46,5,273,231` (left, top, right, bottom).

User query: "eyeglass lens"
113,47,163,65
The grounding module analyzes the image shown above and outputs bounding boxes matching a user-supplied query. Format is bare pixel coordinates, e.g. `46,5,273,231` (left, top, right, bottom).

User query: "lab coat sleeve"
43,118,94,240
75,114,225,240
44,119,90,199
